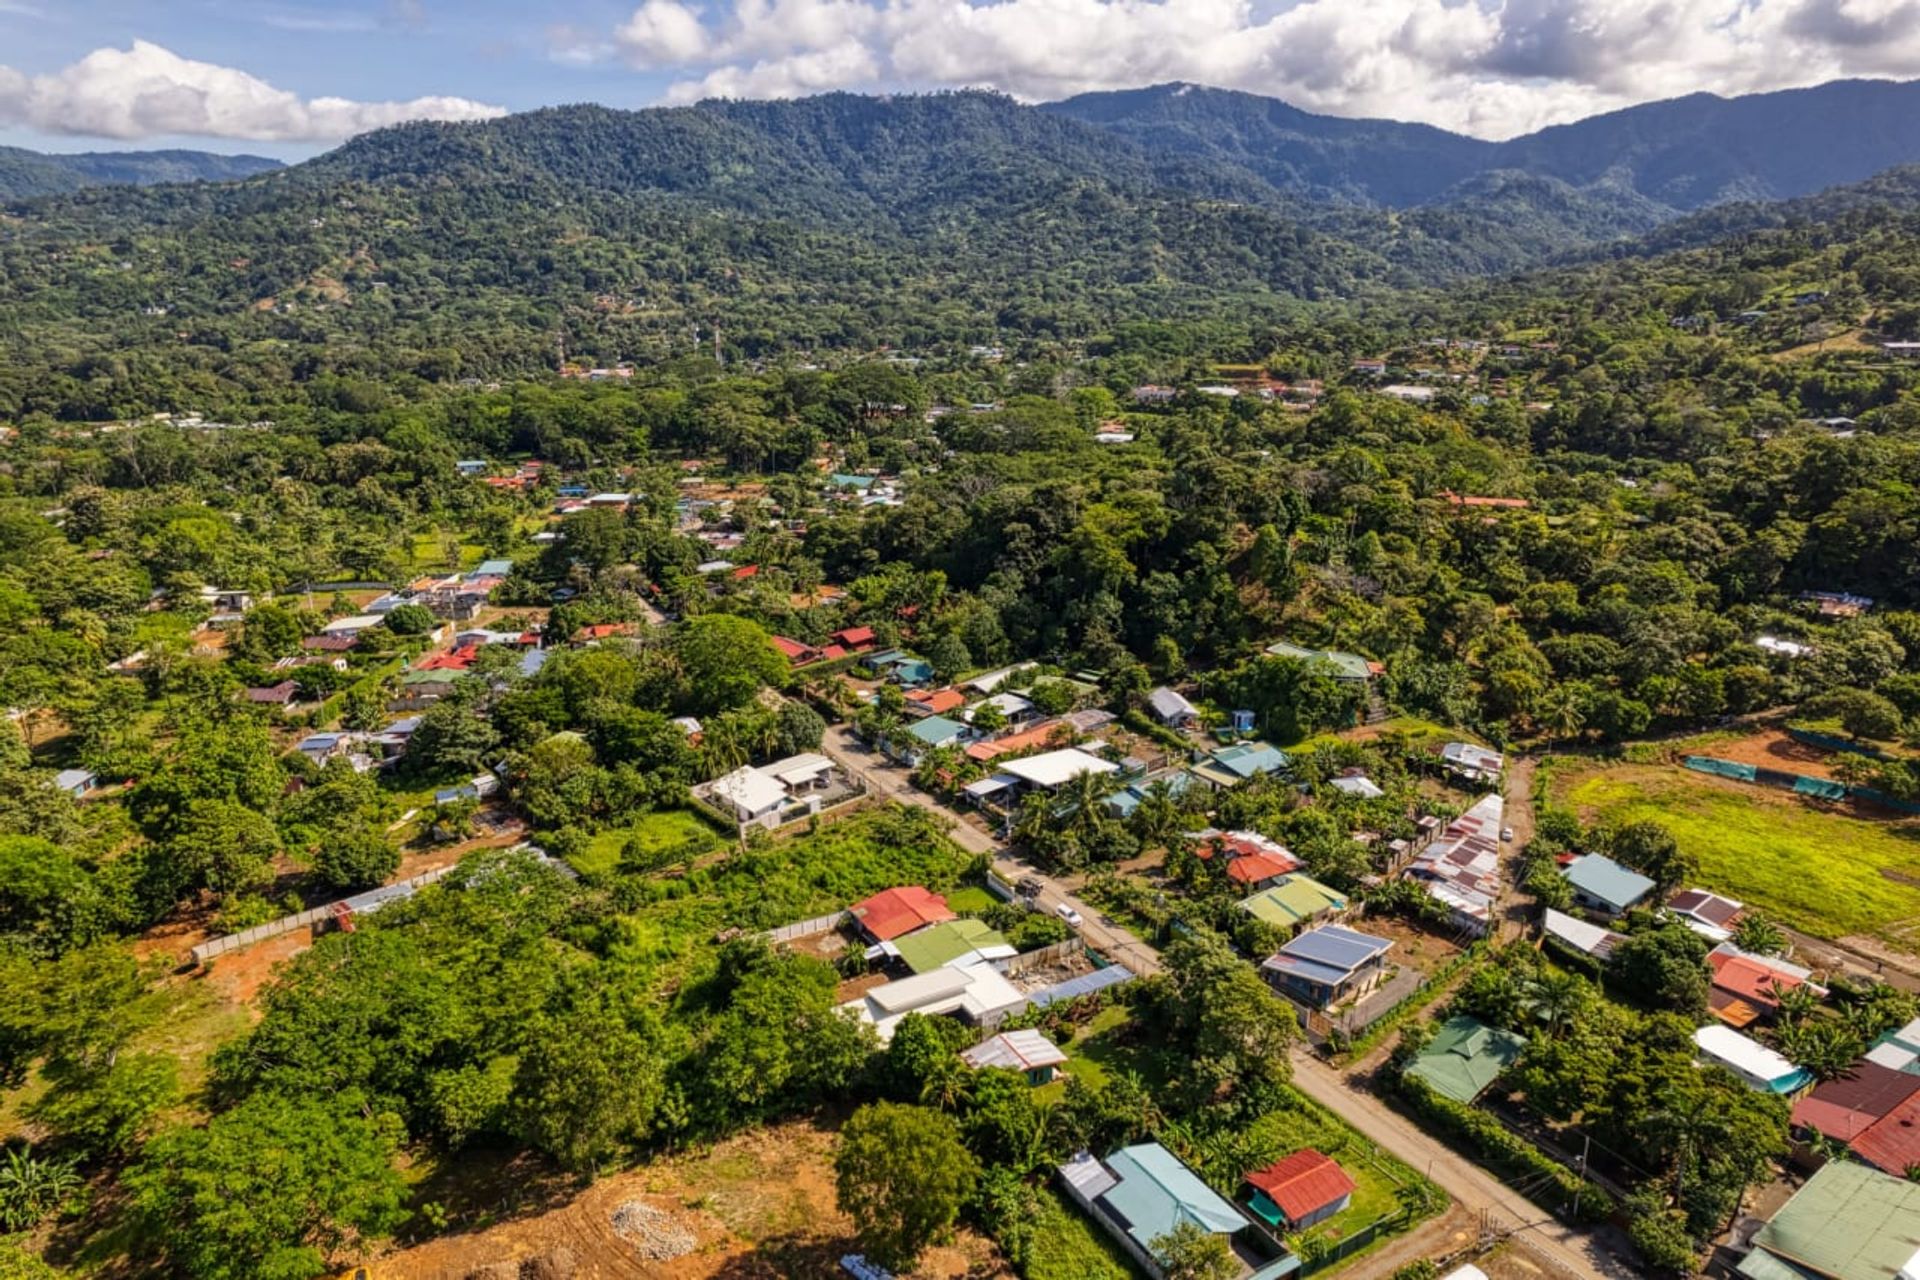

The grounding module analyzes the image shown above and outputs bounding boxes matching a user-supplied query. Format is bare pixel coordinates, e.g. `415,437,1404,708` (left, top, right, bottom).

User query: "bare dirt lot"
373,1120,1013,1280
1692,727,1846,780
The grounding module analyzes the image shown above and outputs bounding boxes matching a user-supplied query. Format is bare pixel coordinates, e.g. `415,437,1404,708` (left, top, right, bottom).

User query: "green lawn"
1559,765,1920,939
1023,1186,1143,1280
573,809,724,877
1038,1004,1133,1099
945,884,998,915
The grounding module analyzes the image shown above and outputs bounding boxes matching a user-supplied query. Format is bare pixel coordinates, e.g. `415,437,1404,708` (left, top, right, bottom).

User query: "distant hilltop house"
1799,590,1873,618
1438,490,1529,511
1131,385,1178,405
1755,635,1814,659
1264,640,1379,683
1146,685,1199,728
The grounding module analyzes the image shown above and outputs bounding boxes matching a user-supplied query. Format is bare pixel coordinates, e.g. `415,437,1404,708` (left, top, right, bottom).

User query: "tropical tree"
833,1102,979,1272
1731,914,1788,956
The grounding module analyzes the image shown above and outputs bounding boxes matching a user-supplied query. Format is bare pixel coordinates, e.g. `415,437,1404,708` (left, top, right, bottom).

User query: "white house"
701,753,838,830
1693,1024,1813,1094
1146,686,1199,728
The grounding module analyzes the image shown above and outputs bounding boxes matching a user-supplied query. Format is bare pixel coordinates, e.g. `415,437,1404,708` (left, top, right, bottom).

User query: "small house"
1146,686,1199,728
848,886,954,944
1693,1024,1812,1094
906,687,968,718
831,626,878,653
1791,1061,1920,1147
1406,794,1504,935
1667,888,1744,943
53,768,98,798
1406,1015,1529,1104
1264,641,1376,683
1058,1144,1291,1280
770,635,819,664
1848,1090,1920,1178
1190,741,1289,789
1328,773,1385,799
1708,945,1823,1029
1562,853,1656,917
840,963,1027,1043
1542,908,1625,964
1438,741,1504,782
243,680,300,707
320,614,386,638
1239,874,1347,932
1244,1149,1355,1230
961,1029,1068,1085
1192,829,1301,891
1259,924,1391,1010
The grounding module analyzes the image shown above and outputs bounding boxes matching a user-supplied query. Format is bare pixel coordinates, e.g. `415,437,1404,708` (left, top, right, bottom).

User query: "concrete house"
1259,924,1392,1010
1694,1024,1813,1095
961,1029,1068,1085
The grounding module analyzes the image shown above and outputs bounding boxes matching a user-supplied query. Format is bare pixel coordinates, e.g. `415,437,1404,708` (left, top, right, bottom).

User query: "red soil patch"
1699,728,1846,780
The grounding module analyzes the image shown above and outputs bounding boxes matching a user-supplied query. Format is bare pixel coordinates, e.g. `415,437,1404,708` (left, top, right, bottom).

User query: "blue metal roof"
907,715,968,745
1564,854,1656,910
1278,924,1391,975
1098,1143,1247,1255
1029,964,1134,1008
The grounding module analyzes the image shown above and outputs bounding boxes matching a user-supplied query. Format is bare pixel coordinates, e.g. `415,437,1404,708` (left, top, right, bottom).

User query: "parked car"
1500,826,1515,842
1055,903,1084,927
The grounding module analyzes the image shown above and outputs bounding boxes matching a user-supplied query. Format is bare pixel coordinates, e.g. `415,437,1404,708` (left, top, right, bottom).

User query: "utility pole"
1573,1131,1591,1220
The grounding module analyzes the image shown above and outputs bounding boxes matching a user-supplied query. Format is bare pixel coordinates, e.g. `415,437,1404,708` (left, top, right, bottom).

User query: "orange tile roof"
908,688,966,715
1709,952,1804,1009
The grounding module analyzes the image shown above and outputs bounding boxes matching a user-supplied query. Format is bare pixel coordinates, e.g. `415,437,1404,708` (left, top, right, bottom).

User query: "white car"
1055,903,1085,928
1500,827,1515,843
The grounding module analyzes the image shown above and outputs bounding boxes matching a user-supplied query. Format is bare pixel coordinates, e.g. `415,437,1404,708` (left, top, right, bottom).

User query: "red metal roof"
1246,1149,1355,1222
848,886,953,942
833,626,876,647
771,636,816,661
1792,1062,1920,1144
574,623,637,642
1852,1091,1920,1175
732,564,760,579
1227,851,1300,885
418,644,480,671
1709,952,1805,1009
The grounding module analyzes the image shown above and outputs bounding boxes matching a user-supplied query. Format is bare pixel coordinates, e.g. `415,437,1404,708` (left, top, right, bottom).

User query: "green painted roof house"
892,919,1015,973
1406,1015,1529,1104
1239,875,1348,929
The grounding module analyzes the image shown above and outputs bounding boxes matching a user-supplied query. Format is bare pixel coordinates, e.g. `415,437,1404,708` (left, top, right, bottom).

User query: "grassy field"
1024,1186,1142,1280
1557,764,1920,939
572,809,724,877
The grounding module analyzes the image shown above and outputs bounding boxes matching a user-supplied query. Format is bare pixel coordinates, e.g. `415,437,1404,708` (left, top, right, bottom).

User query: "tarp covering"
1685,756,1757,781
1793,775,1847,800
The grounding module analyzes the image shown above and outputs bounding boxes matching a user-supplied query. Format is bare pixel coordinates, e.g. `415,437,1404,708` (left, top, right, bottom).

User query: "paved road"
820,725,1162,975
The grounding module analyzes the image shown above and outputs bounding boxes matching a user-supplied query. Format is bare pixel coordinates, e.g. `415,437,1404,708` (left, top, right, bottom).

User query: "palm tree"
1646,1087,1734,1199
1538,685,1586,744
1774,982,1819,1027
1731,914,1787,957
919,1057,974,1112
1060,767,1121,840
1130,780,1186,853
1526,971,1589,1038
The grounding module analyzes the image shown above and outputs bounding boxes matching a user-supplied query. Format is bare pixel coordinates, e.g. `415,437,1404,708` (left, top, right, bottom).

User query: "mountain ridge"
0,145,282,200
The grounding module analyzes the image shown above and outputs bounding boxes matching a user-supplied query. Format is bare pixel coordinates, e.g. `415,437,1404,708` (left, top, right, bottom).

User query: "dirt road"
1290,1054,1638,1280
821,725,1161,975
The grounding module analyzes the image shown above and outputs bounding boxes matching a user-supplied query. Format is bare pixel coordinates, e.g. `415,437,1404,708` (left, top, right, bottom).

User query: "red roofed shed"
848,886,953,943
1245,1150,1355,1228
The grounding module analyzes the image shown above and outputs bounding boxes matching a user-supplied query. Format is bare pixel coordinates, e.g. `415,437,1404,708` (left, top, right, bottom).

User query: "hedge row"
1394,1072,1612,1224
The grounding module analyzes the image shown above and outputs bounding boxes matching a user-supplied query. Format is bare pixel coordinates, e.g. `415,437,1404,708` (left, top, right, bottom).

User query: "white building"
840,963,1028,1043
999,748,1119,792
701,752,838,830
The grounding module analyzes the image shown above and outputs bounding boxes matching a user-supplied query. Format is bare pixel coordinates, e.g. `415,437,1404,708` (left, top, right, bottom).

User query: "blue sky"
4,0,1919,155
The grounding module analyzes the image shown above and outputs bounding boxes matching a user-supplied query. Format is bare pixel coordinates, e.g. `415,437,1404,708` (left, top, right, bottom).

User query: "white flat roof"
1694,1024,1801,1083
999,748,1117,789
709,766,786,816
322,614,385,632
765,752,832,786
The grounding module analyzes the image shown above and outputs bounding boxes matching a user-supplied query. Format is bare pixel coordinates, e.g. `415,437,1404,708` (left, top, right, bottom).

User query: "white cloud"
575,0,1920,137
0,40,506,142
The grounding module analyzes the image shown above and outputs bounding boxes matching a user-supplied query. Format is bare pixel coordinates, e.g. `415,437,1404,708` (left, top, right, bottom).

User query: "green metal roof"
1406,1015,1529,1104
892,919,1010,973
1740,1160,1920,1280
1265,641,1373,681
1239,875,1348,928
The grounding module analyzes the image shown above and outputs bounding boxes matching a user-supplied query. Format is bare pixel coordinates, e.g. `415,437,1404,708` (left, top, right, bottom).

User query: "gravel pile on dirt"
610,1200,697,1261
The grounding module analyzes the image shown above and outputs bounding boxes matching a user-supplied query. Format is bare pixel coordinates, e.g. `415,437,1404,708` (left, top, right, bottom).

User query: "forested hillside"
0,146,280,201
